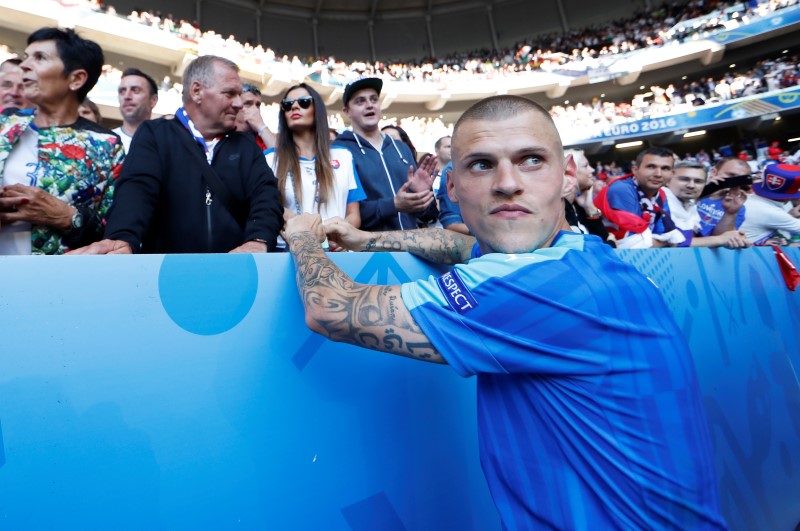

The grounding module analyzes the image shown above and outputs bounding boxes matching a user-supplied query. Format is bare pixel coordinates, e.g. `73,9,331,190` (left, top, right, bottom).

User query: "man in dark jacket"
333,78,437,232
72,56,283,254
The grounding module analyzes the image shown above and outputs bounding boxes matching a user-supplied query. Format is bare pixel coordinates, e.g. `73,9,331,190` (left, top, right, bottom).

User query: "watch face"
72,210,84,230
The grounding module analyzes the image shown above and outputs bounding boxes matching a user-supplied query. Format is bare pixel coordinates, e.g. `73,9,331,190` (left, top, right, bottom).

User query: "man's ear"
68,69,88,95
561,154,577,198
189,80,203,104
446,168,458,204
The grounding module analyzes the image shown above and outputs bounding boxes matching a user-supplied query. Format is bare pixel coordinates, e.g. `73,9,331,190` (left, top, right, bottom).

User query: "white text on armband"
436,270,479,315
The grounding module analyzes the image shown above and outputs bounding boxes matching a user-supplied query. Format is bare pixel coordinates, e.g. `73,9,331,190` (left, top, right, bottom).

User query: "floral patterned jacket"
0,108,124,254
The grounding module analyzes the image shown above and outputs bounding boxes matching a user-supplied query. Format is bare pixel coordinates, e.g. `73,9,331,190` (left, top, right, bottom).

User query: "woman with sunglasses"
266,83,365,250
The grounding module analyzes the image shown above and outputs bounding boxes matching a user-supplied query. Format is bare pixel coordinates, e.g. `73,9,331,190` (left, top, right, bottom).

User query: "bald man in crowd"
282,95,726,529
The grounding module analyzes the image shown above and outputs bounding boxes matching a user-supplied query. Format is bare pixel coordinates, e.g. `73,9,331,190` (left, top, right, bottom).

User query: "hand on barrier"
717,231,750,249
68,239,132,255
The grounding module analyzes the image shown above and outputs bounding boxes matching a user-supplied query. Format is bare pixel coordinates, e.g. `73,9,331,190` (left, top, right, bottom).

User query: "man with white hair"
72,55,283,254
563,148,614,245
0,59,30,110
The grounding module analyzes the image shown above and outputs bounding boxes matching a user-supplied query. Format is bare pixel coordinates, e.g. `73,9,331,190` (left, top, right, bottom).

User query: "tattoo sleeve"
289,231,446,364
363,228,476,265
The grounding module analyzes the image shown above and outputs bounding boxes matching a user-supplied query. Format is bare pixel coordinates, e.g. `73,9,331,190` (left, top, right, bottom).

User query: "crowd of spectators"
3,2,799,258
592,141,800,185
308,0,798,85
550,53,799,137
39,0,800,88
39,47,791,156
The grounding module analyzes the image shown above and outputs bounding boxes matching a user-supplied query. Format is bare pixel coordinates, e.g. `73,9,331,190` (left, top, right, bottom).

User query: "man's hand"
407,154,436,193
285,213,326,248
324,216,371,251
230,240,268,253
764,236,789,246
722,189,747,215
393,181,434,213
0,184,74,230
68,239,132,254
241,105,266,134
575,185,596,213
240,106,276,148
716,230,750,249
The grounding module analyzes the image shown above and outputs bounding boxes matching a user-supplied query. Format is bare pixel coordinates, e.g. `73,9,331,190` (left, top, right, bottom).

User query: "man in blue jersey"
284,95,727,530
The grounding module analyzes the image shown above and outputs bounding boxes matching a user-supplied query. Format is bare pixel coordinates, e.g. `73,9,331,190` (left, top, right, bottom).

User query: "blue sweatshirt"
334,130,437,232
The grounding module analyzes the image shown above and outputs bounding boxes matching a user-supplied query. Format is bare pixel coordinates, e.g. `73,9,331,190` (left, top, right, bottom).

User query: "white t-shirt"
663,187,700,233
266,147,364,249
0,126,38,254
740,193,800,244
112,126,133,154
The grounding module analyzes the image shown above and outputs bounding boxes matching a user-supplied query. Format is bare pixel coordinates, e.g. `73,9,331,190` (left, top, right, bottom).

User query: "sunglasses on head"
281,96,313,112
242,83,262,97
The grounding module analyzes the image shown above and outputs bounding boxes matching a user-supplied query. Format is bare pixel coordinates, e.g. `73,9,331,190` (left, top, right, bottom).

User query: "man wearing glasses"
665,159,749,248
333,78,438,232
235,83,275,153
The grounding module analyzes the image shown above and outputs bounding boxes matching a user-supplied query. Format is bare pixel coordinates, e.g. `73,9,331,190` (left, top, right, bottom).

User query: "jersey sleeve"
400,242,623,378
346,156,367,203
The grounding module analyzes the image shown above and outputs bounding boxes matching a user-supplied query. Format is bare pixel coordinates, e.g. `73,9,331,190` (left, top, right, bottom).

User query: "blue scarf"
175,107,219,159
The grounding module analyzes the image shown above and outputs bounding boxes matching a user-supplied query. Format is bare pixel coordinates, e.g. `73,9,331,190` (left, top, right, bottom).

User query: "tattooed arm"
287,215,446,364
325,217,476,265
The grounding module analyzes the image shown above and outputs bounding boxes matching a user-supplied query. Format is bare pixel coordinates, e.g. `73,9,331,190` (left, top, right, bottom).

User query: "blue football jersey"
401,232,727,530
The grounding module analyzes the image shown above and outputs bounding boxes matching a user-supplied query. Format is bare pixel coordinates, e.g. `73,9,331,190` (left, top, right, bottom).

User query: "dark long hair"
381,125,417,161
275,83,335,212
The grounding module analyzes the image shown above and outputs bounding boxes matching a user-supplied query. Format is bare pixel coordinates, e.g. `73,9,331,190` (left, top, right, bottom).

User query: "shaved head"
453,95,563,162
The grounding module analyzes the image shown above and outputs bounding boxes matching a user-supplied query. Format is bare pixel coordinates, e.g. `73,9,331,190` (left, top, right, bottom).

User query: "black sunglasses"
281,96,313,112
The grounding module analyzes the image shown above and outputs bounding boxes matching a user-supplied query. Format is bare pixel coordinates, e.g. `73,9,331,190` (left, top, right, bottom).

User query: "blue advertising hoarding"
0,249,798,529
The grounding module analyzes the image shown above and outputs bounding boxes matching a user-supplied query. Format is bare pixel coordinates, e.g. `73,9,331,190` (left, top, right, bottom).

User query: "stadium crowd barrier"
0,248,798,529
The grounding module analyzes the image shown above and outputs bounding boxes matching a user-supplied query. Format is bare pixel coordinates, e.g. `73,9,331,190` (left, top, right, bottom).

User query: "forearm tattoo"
363,228,475,265
289,231,445,364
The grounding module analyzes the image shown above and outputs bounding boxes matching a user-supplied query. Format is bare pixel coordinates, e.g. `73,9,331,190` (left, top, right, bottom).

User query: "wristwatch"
71,208,84,231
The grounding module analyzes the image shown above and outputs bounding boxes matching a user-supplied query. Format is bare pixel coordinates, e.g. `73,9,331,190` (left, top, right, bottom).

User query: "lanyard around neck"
290,163,320,215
